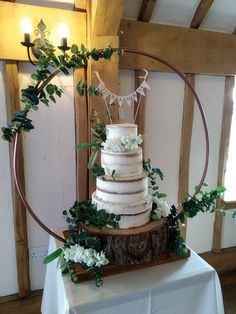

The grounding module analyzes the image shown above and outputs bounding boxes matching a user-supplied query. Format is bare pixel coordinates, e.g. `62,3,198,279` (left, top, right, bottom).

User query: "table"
41,230,224,314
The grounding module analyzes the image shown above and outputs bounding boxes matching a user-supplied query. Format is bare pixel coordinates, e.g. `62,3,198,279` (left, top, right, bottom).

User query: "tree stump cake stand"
64,220,190,283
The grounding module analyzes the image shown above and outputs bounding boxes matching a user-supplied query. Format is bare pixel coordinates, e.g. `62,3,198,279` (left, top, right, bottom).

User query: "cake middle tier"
101,147,143,177
92,192,152,228
96,172,148,203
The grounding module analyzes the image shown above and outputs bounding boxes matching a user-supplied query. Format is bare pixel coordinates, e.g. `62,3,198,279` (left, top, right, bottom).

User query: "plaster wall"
120,70,236,254
18,63,76,291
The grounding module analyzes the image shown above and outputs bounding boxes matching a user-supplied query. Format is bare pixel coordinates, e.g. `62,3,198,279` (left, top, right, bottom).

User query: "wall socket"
29,246,48,262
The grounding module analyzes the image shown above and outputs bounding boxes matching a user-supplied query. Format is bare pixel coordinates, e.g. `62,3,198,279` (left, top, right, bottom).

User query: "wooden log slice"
77,219,169,265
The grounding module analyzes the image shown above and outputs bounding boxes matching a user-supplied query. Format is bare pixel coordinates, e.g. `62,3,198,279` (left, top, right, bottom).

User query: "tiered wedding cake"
92,123,152,228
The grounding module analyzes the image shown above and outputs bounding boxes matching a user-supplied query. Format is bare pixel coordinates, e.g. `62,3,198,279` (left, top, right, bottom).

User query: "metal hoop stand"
13,47,209,243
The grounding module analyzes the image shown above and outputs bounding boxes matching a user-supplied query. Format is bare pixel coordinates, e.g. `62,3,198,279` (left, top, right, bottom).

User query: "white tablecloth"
41,230,224,314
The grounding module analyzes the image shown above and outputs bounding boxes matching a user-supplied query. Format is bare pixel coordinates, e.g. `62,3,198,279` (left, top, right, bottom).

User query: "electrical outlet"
29,246,48,262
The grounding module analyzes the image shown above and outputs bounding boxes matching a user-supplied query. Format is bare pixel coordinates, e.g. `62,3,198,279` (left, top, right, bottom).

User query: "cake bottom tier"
92,192,152,228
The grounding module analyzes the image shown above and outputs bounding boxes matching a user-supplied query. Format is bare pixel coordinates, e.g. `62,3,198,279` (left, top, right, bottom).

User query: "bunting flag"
94,69,150,107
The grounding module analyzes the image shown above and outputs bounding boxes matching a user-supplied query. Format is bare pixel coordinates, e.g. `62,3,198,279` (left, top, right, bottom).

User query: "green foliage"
91,164,105,181
76,112,106,170
67,200,120,229
143,159,166,201
182,185,226,218
1,43,120,142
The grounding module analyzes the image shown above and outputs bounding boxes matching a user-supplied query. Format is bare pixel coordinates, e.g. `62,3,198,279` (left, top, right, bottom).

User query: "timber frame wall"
0,0,235,297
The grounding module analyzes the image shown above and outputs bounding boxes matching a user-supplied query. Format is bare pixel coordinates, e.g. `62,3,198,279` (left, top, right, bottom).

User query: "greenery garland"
1,42,122,142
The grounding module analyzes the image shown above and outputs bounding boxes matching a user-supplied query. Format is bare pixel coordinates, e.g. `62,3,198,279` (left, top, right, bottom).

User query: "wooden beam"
119,19,236,75
87,0,120,194
91,0,125,35
178,74,195,239
134,0,157,145
190,0,214,29
74,0,87,12
0,1,86,61
212,76,235,253
3,61,30,297
137,0,157,22
74,67,89,201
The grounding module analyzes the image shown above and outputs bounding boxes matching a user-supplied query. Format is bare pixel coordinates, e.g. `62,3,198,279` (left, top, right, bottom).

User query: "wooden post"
74,67,89,201
3,61,30,297
134,0,157,148
212,76,235,253
178,74,195,239
87,0,123,194
177,2,212,239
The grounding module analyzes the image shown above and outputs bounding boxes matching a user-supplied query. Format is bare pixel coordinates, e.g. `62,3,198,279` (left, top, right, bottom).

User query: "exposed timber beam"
119,19,236,75
87,0,120,194
74,0,87,12
3,61,30,297
74,67,89,201
212,76,235,253
134,0,157,144
177,74,195,237
178,1,210,238
190,0,214,29
91,0,125,36
137,0,157,22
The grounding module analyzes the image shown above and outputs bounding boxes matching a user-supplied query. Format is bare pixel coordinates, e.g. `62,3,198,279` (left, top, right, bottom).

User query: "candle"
21,18,33,43
58,23,69,48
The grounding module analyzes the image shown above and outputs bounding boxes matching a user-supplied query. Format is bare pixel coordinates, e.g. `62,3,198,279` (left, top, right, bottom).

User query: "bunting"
95,70,150,107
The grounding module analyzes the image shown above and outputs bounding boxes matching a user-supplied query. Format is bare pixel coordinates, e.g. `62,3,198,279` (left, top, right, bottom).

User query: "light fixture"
57,23,70,51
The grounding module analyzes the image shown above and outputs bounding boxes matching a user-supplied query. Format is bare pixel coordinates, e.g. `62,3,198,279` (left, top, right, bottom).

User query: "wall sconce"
21,19,70,65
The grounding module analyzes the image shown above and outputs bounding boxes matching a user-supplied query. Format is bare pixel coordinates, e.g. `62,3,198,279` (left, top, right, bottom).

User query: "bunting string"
95,69,150,124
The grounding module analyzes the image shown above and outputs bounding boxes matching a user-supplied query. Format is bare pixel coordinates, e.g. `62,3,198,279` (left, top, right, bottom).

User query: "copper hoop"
13,47,209,243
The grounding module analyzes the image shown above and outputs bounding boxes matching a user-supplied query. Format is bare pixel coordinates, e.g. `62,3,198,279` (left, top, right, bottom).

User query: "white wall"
18,63,76,290
120,70,236,254
0,62,18,296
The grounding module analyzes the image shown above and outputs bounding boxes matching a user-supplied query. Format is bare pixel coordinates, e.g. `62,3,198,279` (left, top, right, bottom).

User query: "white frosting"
96,173,148,203
101,147,143,177
106,123,137,140
93,123,152,228
92,192,152,228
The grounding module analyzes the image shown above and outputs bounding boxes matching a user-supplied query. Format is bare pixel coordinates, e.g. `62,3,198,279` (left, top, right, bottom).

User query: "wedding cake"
92,123,152,228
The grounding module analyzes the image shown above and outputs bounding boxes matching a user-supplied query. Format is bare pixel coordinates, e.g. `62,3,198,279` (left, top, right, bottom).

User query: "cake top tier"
106,123,137,140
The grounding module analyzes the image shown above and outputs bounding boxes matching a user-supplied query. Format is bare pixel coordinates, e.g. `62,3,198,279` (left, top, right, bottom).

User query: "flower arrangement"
102,133,143,153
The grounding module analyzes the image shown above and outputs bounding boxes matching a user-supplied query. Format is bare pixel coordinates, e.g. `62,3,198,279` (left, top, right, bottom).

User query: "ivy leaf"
43,248,63,264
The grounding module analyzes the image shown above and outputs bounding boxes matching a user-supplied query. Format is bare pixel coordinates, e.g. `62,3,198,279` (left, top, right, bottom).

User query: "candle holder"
58,37,70,51
21,19,50,65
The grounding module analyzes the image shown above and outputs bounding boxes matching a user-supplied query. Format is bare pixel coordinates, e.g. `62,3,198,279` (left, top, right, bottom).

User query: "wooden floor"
1,271,236,314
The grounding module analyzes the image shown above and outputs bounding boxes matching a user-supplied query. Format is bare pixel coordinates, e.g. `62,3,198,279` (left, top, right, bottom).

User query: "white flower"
102,133,143,153
152,197,171,220
63,244,109,268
